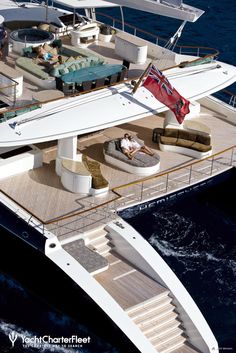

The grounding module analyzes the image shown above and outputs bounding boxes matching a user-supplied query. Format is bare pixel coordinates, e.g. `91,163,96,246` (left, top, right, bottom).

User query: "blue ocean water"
0,1,236,352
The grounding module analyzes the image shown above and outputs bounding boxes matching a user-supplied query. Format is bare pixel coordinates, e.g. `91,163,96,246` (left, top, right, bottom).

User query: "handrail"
213,89,236,108
2,145,234,230
43,195,120,225
45,145,235,224
0,73,19,105
113,145,235,191
96,11,219,60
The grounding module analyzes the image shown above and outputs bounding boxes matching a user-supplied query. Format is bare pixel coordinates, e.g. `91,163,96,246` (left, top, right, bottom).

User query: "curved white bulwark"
45,219,218,353
0,61,236,148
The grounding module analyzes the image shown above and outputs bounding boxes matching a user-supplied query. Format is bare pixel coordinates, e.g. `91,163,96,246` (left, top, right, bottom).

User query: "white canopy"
104,0,204,22
53,0,119,9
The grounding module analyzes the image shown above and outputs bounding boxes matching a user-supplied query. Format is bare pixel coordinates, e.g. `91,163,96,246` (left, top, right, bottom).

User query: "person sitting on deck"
37,54,63,71
121,133,154,160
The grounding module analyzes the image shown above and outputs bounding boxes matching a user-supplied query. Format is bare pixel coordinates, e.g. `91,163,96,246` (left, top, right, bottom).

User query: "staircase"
85,226,113,257
126,291,187,353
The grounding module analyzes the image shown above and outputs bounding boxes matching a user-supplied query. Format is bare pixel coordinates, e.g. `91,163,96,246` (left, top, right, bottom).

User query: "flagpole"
132,61,152,95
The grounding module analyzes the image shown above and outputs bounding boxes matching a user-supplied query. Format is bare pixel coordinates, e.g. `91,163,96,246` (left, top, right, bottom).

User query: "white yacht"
0,1,235,352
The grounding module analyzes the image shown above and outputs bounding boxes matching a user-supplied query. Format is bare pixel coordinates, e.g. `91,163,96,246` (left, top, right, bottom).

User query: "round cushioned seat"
104,138,160,176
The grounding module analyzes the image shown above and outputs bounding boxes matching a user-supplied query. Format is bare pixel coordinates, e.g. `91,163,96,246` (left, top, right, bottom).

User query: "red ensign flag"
142,64,190,124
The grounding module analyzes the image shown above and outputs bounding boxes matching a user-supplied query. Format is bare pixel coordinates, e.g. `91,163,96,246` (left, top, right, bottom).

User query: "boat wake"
0,271,119,353
120,171,236,348
148,208,236,293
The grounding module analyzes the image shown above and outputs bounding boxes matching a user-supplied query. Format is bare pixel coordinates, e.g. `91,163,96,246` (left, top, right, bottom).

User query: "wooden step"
155,334,186,353
141,311,179,335
126,291,169,315
171,342,202,353
106,253,122,265
135,303,175,326
89,236,109,249
152,327,184,347
129,295,172,320
146,319,181,341
86,228,108,242
96,244,111,256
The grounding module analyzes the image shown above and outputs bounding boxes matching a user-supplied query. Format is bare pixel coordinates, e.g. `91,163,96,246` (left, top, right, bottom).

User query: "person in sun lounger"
121,133,154,159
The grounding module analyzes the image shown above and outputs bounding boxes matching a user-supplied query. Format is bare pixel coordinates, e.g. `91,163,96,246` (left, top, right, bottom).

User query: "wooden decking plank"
95,254,166,309
0,110,235,239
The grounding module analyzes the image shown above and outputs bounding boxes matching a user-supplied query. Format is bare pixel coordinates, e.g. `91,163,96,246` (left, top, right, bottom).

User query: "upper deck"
0,12,235,146
0,7,235,239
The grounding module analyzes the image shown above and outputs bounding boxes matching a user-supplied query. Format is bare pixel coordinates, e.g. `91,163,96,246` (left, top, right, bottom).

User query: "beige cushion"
38,23,50,31
164,128,179,138
43,43,52,51
196,134,211,145
65,56,75,62
191,142,212,152
160,136,177,145
49,47,58,56
176,138,195,148
178,129,196,142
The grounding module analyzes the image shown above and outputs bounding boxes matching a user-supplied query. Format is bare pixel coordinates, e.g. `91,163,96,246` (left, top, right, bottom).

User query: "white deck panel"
0,61,236,147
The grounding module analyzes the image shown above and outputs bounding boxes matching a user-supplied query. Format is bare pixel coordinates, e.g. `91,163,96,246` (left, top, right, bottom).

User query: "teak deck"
95,253,167,310
0,106,235,239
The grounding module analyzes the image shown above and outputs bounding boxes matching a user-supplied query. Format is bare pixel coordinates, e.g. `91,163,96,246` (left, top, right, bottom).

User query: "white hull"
45,219,218,353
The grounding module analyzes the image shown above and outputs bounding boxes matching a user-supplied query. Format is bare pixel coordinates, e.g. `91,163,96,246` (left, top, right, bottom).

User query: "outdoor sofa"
15,44,105,88
156,127,212,158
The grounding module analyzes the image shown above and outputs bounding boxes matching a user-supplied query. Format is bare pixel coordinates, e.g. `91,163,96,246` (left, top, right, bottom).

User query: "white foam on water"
0,320,88,353
0,273,27,297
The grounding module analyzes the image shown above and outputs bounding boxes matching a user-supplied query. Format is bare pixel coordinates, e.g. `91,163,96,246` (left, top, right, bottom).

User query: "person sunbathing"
128,135,154,157
121,133,154,160
36,45,58,61
121,133,133,159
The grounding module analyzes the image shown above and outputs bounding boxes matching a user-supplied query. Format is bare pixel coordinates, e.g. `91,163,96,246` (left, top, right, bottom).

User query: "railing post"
140,182,144,201
188,165,193,184
134,28,136,37
165,174,169,193
210,156,214,175
230,147,234,166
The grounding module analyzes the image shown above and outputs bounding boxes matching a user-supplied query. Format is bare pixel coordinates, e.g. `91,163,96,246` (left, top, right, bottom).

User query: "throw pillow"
43,43,52,52
66,56,75,63
23,46,33,57
49,47,58,56
59,68,69,75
